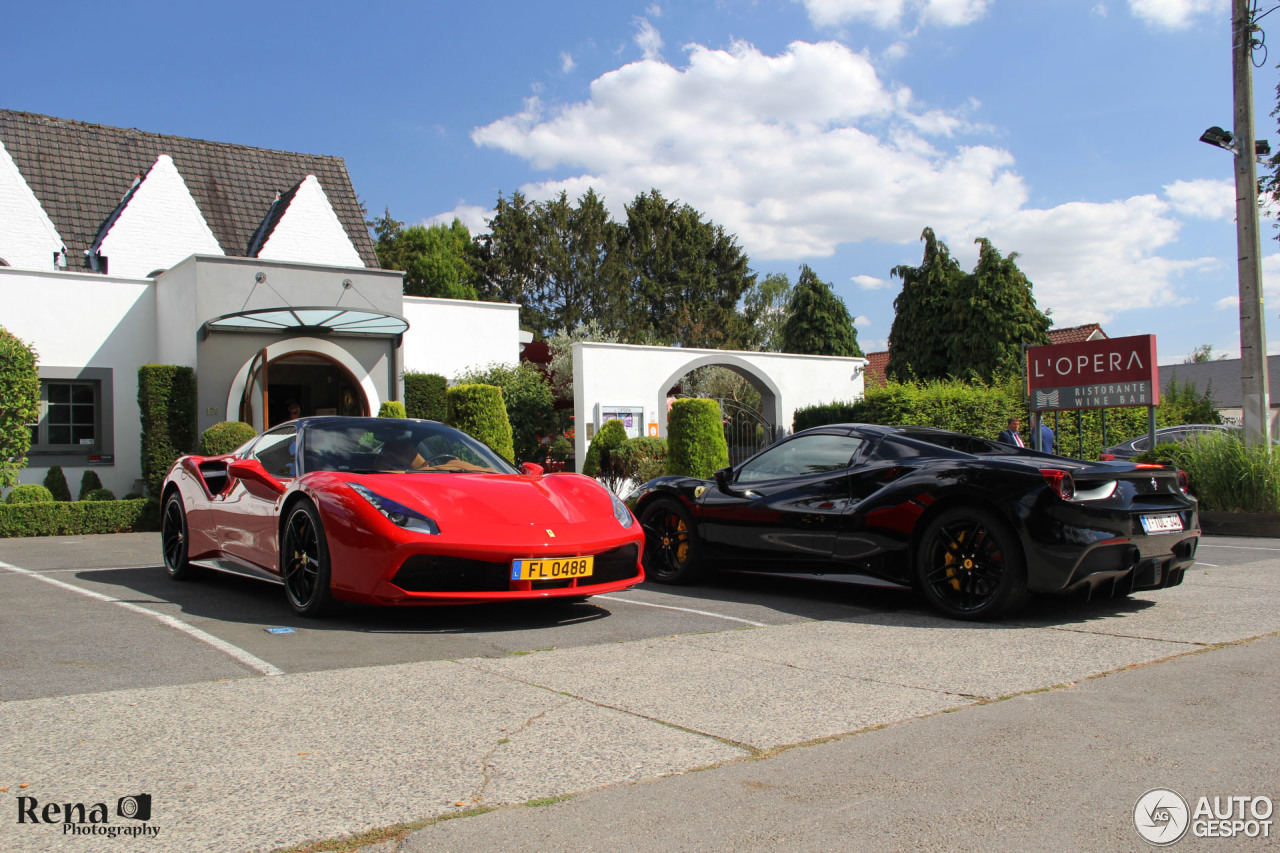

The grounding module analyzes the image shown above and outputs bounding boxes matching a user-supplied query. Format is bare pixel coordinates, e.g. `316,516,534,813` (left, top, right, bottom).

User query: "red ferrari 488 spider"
161,416,645,615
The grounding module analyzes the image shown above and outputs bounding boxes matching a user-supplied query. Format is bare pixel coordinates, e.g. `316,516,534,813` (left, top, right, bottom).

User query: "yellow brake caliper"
675,519,689,563
946,530,966,591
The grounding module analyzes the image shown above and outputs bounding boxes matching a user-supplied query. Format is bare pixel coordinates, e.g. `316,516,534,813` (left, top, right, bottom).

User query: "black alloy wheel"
281,501,334,616
161,493,197,580
916,507,1028,620
639,498,704,584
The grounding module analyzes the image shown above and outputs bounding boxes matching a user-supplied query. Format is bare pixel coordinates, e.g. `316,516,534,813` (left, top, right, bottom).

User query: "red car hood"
336,471,618,528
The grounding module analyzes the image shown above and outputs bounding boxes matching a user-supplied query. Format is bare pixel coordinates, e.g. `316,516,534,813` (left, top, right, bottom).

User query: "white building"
0,110,518,496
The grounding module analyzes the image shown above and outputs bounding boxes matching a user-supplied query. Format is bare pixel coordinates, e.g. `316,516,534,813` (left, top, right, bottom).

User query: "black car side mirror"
714,466,733,491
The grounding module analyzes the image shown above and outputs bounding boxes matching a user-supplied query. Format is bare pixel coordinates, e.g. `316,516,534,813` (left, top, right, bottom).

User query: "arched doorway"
229,338,379,432
240,351,368,428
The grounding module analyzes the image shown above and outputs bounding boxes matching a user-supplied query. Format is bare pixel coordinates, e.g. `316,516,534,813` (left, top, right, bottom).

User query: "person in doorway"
285,401,301,420
997,417,1025,447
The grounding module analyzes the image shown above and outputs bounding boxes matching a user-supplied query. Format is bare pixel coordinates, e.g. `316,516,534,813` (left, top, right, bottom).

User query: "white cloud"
459,39,1211,327
560,52,576,73
1092,3,1108,18
1128,0,1225,29
1164,178,1234,220
425,204,492,237
1216,295,1240,310
882,40,911,62
852,274,891,289
853,314,872,327
800,0,991,30
634,18,663,60
647,3,663,17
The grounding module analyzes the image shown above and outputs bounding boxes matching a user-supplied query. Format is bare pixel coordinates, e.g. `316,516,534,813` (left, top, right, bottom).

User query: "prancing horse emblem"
546,529,556,538
694,486,707,499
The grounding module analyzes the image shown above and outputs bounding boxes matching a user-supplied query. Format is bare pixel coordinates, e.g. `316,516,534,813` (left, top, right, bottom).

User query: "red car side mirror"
521,462,544,477
228,458,287,496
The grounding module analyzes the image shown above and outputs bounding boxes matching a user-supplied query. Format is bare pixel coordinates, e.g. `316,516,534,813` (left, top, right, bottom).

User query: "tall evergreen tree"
779,265,863,357
887,227,964,381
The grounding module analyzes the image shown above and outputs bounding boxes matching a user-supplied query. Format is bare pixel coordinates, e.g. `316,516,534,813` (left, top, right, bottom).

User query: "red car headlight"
347,483,440,534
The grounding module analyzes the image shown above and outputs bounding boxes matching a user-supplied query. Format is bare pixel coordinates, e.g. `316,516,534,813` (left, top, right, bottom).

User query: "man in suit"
998,417,1025,447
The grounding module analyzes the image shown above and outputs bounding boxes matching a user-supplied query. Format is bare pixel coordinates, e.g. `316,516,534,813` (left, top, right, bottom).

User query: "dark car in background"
1099,424,1239,461
629,424,1199,621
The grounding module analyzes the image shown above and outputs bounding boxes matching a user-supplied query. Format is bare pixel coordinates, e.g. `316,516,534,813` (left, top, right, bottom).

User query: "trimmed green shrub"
404,372,448,421
0,498,150,538
84,488,116,501
6,484,54,504
78,470,103,500
615,436,668,484
583,419,627,481
549,435,573,462
43,466,72,502
446,384,514,463
200,421,257,456
0,325,40,489
378,400,407,418
667,398,730,479
455,362,555,463
139,365,197,497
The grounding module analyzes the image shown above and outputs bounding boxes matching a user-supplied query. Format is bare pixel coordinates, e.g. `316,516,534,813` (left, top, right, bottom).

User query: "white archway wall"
225,337,382,433
572,342,867,470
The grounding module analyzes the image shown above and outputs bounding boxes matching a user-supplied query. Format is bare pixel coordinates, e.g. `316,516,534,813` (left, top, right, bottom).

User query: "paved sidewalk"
2,556,1277,853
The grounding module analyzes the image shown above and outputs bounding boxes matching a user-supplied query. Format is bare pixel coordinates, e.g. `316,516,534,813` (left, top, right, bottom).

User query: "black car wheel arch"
639,497,705,584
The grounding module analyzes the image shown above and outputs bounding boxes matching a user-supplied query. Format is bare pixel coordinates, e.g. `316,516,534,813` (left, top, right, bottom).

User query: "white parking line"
1197,543,1280,552
0,560,283,677
594,593,768,627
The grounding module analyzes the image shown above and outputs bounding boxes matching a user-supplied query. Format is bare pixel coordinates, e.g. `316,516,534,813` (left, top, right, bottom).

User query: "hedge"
404,372,448,421
139,365,197,496
78,470,103,500
84,488,116,501
6,484,53,504
667,398,730,478
0,325,40,489
43,466,73,502
200,421,257,456
0,498,151,537
378,400,407,418
614,436,668,484
583,419,627,478
446,384,514,463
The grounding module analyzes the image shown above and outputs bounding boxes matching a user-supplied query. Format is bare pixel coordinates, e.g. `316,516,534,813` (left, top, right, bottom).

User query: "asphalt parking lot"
2,533,1278,852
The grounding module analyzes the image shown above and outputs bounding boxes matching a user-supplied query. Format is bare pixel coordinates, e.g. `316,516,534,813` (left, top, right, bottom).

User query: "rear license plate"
512,556,594,580
1140,513,1183,534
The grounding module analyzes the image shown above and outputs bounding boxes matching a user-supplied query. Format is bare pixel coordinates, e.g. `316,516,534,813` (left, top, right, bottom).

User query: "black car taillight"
1041,468,1075,501
1177,469,1190,494
1099,453,1115,461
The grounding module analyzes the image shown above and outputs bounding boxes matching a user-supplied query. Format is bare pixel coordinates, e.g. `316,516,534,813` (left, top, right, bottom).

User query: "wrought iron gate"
715,398,776,466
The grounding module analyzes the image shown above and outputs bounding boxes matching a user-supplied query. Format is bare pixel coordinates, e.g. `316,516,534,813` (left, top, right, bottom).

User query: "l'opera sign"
1026,334,1159,412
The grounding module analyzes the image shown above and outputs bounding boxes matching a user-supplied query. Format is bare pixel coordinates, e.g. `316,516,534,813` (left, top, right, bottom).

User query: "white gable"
0,139,65,270
255,175,364,267
96,154,224,278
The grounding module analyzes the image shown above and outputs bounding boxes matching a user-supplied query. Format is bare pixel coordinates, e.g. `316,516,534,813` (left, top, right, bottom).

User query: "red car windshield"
301,419,517,475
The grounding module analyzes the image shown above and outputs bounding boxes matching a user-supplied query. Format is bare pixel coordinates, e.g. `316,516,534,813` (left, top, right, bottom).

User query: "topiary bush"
0,325,40,489
582,420,628,491
84,488,116,501
378,400,407,418
667,398,730,479
454,362,555,463
6,484,54,504
200,421,257,456
139,365,197,497
0,498,150,537
614,436,668,484
78,470,104,500
404,372,448,421
43,466,72,502
446,384,514,463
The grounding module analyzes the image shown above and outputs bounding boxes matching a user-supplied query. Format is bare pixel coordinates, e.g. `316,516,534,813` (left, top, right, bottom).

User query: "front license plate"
512,556,594,580
1140,513,1183,534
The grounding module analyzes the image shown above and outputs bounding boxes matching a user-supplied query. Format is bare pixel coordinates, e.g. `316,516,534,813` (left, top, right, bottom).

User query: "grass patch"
526,794,574,808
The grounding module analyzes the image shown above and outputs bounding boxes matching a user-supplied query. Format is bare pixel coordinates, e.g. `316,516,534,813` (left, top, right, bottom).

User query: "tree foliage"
887,228,1049,383
453,362,555,464
780,265,863,357
371,210,479,300
0,326,40,489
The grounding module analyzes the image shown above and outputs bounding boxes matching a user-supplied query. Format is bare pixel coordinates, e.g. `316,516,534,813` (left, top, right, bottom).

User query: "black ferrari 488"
628,424,1199,620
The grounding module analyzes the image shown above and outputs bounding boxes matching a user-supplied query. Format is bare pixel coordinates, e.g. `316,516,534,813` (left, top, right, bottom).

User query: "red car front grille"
391,544,640,593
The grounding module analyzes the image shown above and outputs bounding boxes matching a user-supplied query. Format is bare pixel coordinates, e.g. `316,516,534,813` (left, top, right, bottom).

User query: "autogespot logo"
1135,788,1191,846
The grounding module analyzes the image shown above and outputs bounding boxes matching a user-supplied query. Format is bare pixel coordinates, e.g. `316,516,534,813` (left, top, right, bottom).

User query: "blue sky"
4,0,1275,363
